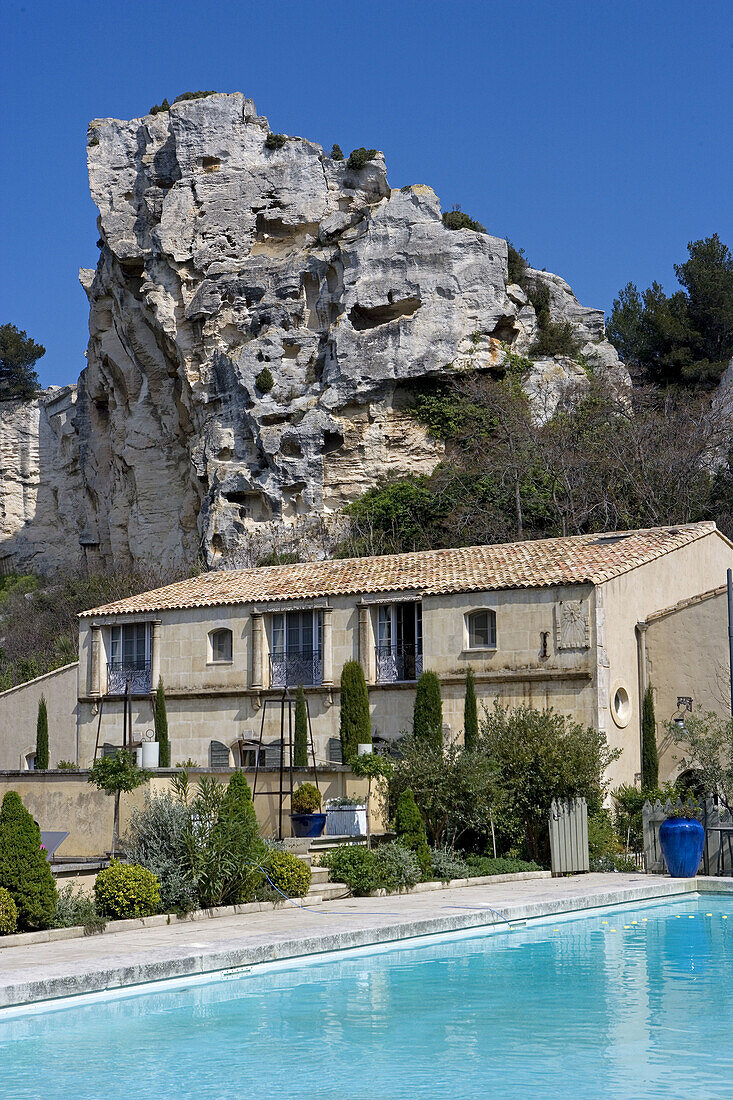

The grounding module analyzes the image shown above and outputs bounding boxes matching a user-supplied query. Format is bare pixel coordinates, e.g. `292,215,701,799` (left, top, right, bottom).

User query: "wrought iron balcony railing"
375,645,423,684
270,650,323,688
107,662,152,695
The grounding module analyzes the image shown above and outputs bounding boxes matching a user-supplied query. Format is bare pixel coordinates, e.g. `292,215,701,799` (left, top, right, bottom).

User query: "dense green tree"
154,678,170,767
607,235,733,386
0,790,57,930
35,694,49,770
294,685,308,767
413,671,443,750
641,685,659,790
0,324,44,400
395,788,432,879
481,703,620,863
463,669,478,751
339,661,371,763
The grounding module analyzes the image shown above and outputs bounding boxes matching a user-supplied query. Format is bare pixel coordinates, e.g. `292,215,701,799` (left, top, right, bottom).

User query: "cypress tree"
154,677,170,767
641,685,659,791
463,669,478,751
0,790,57,930
35,694,49,770
396,788,432,879
339,660,371,764
413,670,443,750
294,685,308,767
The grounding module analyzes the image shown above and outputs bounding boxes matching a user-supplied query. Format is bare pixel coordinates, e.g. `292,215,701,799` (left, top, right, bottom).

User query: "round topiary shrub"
0,790,57,931
291,783,321,814
266,851,311,898
94,860,161,919
0,887,18,935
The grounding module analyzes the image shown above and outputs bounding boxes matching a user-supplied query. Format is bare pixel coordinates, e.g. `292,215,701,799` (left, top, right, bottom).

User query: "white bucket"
140,741,160,769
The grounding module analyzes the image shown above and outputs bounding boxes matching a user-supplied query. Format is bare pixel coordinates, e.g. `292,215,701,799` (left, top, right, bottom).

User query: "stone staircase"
286,834,368,901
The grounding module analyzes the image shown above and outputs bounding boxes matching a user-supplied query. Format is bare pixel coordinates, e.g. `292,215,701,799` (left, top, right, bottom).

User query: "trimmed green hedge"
0,790,57,931
266,851,311,898
94,861,161,919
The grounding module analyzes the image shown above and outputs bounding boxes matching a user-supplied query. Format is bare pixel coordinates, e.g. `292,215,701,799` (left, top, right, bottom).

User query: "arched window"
209,740,231,768
467,609,497,649
209,628,233,663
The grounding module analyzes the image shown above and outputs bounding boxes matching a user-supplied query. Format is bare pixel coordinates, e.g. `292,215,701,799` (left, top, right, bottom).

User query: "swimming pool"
1,893,732,1098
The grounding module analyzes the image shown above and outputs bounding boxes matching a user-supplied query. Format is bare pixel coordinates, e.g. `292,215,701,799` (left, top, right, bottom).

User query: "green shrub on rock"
255,367,274,393
0,887,18,935
266,850,311,898
330,144,344,161
0,790,57,931
94,860,161,920
265,132,287,151
347,147,378,171
442,209,486,233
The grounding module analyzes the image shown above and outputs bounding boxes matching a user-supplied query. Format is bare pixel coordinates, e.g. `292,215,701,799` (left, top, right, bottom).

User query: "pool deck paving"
1,873,731,1010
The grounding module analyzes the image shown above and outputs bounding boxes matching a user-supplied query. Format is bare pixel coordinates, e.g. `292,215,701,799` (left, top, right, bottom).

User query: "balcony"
375,645,423,684
107,662,152,695
270,650,323,688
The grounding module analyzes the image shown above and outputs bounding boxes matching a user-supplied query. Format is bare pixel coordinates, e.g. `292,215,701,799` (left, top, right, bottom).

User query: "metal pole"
728,569,733,717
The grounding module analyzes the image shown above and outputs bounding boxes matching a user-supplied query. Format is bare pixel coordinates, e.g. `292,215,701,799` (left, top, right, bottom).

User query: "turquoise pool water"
1,893,733,1098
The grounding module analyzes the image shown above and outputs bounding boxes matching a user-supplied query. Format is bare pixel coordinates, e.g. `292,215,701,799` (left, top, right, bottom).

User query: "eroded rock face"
0,388,84,574
0,92,628,573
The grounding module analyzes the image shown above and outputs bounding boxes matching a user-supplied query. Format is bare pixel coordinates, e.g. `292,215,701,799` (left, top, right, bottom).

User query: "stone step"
309,834,368,852
307,882,348,900
309,866,329,884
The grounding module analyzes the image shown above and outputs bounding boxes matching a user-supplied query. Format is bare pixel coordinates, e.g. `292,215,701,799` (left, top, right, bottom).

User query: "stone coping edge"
4,877,733,1009
0,870,551,950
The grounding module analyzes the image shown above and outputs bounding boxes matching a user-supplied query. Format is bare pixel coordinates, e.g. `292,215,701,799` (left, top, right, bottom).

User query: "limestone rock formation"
0,92,629,574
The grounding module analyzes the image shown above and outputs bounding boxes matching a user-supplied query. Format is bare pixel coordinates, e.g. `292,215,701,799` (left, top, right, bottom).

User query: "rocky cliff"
0,92,628,574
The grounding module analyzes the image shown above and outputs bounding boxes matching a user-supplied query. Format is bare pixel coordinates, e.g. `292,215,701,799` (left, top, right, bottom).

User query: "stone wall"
0,662,79,770
0,767,376,858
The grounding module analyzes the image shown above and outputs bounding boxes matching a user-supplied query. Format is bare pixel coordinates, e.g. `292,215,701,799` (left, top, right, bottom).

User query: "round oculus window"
611,684,632,728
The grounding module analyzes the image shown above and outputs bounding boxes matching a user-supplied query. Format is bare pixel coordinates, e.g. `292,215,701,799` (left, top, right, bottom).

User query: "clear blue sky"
2,0,731,388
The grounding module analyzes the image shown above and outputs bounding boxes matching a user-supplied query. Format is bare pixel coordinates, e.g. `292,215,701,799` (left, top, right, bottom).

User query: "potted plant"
658,802,704,878
325,795,368,837
290,783,326,838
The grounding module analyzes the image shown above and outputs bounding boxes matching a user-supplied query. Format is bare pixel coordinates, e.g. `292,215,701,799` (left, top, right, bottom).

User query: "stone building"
74,521,733,789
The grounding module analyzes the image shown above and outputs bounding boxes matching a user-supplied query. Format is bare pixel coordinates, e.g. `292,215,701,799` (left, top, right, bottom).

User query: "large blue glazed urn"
659,816,704,878
290,812,327,838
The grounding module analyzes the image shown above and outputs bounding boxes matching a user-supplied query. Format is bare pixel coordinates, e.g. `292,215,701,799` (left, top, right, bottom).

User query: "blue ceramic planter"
290,812,327,838
659,816,704,877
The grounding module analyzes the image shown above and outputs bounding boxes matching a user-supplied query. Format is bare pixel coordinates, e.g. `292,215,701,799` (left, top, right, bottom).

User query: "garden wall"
0,662,79,770
0,767,380,858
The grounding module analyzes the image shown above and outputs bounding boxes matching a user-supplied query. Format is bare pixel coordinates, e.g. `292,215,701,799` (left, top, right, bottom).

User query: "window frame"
208,627,233,665
465,608,497,651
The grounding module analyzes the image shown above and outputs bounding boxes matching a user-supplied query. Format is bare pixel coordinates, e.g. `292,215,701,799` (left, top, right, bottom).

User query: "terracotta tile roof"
80,522,719,617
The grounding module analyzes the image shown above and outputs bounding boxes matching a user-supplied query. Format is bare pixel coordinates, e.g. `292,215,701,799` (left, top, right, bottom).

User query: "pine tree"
395,788,432,879
294,685,308,767
0,324,45,400
463,669,478,751
641,685,659,791
154,677,170,767
35,694,49,770
339,660,371,763
413,670,443,750
0,790,57,930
